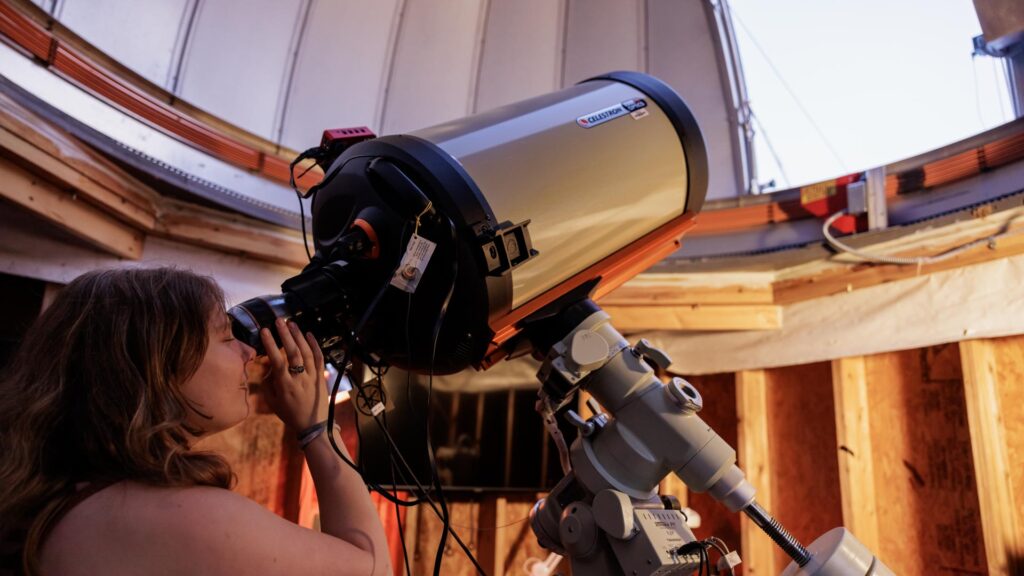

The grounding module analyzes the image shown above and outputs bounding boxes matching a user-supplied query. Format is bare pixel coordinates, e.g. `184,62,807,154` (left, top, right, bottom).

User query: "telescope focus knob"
634,339,672,372
569,330,611,372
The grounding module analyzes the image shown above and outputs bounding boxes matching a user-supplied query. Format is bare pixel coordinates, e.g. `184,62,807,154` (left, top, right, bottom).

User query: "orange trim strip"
0,1,306,184
50,46,262,170
479,212,698,368
0,2,51,60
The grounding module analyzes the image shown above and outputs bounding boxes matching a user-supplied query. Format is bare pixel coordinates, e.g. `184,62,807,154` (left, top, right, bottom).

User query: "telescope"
229,71,891,576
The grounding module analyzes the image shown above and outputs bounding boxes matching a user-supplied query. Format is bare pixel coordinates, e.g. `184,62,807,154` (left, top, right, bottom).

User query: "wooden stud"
504,389,515,487
830,356,880,552
40,282,62,312
959,339,1024,576
153,201,307,268
658,473,689,508
603,304,782,331
449,392,461,446
477,495,509,576
735,370,776,576
0,155,144,259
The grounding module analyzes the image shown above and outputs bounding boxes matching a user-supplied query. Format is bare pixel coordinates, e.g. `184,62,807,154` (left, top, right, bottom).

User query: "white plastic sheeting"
642,254,1024,376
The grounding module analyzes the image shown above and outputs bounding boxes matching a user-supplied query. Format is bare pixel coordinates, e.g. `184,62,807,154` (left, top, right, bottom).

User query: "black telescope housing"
228,71,707,375
230,135,503,374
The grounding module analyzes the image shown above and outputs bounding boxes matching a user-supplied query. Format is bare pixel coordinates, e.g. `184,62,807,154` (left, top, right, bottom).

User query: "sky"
728,0,1014,191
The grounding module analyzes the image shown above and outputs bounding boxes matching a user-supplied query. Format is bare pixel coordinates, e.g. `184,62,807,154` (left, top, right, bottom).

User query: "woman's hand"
259,318,328,431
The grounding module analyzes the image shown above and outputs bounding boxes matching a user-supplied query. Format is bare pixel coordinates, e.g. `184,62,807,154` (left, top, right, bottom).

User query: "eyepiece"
228,294,297,356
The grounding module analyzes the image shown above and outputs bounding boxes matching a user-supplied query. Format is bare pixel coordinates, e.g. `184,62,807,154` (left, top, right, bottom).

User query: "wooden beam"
0,92,159,229
154,201,307,269
0,155,144,259
959,339,1024,576
830,356,880,552
604,304,781,331
600,275,774,306
735,370,776,576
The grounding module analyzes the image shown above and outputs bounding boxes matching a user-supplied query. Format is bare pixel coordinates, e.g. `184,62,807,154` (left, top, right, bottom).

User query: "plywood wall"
865,346,987,575
219,335,1023,576
763,362,843,571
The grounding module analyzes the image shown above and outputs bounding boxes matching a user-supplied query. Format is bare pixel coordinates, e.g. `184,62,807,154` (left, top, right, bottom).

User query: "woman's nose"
240,341,257,363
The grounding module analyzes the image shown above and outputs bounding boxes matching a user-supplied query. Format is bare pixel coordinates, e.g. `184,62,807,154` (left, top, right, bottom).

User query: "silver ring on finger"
288,364,306,375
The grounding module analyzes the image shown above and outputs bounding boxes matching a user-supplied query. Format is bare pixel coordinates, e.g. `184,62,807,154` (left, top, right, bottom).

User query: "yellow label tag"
800,182,837,205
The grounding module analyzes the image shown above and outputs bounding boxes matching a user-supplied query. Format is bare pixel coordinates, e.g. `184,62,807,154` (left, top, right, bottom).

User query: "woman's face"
180,310,256,436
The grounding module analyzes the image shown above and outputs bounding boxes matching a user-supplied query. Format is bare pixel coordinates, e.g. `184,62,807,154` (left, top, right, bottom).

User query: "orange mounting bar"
479,211,698,369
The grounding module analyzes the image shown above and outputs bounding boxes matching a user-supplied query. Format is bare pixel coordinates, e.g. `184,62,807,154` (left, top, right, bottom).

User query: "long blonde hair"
0,268,235,574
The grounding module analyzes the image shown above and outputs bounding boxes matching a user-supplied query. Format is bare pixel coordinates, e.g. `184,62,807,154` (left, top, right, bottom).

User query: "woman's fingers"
275,318,304,370
288,320,316,371
259,327,284,371
306,332,324,372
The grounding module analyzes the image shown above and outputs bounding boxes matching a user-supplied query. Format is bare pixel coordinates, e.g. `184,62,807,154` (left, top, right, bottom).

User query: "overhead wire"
749,110,790,188
730,7,849,174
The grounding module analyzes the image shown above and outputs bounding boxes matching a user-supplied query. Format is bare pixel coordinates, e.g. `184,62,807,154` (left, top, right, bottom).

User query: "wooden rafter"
0,90,308,269
0,154,144,258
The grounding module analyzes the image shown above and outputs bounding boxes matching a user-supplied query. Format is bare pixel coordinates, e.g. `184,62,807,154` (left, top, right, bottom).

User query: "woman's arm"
258,319,392,575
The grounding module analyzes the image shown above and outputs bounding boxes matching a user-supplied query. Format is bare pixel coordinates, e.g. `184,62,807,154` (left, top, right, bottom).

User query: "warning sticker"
390,233,436,293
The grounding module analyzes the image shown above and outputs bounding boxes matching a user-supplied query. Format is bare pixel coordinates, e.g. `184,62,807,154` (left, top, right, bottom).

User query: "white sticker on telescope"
577,98,647,129
390,233,436,293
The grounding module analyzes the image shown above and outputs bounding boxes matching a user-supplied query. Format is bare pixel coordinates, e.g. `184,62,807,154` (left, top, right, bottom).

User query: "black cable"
305,198,482,572
288,147,320,262
288,151,381,264
325,357,421,507
384,409,413,576
366,410,488,576
427,215,459,576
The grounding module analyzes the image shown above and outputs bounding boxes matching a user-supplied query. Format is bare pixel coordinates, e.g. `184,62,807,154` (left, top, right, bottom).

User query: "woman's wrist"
297,420,326,449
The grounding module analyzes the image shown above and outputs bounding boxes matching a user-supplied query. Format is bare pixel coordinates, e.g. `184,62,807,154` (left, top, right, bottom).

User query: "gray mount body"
528,306,892,576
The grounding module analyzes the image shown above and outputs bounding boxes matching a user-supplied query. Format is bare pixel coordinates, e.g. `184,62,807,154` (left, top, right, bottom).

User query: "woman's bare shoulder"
41,481,377,576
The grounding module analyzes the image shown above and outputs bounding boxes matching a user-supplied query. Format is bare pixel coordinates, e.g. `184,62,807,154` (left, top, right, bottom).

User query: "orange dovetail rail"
480,212,698,369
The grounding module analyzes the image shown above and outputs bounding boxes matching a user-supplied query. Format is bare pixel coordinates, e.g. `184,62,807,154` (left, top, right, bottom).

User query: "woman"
0,268,391,575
